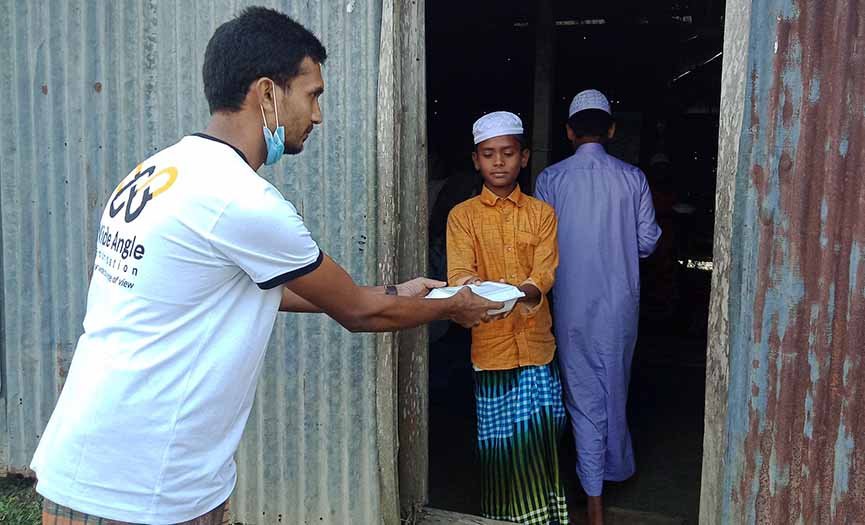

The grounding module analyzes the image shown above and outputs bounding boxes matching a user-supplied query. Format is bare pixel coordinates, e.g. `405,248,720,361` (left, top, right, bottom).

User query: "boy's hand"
396,277,447,297
517,283,542,306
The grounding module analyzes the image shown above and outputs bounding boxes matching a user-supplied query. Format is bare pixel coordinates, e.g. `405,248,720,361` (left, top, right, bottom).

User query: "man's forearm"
283,255,494,331
284,286,466,330
281,285,395,312
342,289,457,332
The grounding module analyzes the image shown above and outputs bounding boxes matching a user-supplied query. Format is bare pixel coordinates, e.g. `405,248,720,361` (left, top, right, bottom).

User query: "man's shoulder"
578,149,646,184
180,135,259,179
147,136,257,189
610,156,648,185
169,137,291,218
538,157,572,179
192,139,281,197
604,152,642,173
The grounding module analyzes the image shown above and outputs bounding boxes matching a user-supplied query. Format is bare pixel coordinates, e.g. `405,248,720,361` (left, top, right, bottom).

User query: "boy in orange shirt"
446,112,567,525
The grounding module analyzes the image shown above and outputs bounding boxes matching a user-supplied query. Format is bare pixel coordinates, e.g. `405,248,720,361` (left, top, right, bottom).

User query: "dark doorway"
426,1,724,523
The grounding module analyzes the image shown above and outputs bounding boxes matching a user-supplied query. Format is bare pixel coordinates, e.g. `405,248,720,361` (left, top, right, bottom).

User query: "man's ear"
253,78,276,119
566,124,576,143
608,121,617,140
471,150,481,171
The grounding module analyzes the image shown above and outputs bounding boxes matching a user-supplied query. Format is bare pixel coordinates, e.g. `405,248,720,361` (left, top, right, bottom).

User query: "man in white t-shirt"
30,7,499,525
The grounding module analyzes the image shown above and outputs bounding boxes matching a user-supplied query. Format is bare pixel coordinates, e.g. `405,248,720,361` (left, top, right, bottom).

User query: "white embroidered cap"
568,89,611,117
472,111,524,145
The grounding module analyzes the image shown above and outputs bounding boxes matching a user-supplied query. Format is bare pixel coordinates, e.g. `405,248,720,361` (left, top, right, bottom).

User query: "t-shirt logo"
110,164,178,223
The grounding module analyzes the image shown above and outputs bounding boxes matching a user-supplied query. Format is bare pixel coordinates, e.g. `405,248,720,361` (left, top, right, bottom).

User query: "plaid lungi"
41,499,230,525
474,362,569,525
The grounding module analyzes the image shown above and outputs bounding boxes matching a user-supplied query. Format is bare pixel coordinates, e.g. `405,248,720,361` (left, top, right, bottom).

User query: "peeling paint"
842,358,853,388
819,199,829,248
808,77,820,103
831,421,855,517
723,0,865,521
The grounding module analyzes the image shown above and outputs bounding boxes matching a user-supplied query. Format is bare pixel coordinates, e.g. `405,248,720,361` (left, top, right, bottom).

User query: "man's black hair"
203,6,327,113
473,134,530,152
567,109,613,139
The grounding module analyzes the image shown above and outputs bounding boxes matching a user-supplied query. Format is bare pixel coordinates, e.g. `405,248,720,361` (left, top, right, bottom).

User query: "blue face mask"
260,82,285,166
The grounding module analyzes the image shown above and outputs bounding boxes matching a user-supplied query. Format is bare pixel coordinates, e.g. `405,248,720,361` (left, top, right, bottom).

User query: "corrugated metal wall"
710,0,865,522
0,1,388,523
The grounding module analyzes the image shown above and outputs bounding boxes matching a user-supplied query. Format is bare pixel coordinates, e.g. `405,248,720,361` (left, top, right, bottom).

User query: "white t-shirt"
30,134,322,523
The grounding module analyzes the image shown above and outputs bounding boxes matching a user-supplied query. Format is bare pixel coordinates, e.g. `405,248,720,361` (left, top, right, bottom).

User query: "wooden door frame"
699,0,750,522
376,0,429,523
388,0,755,523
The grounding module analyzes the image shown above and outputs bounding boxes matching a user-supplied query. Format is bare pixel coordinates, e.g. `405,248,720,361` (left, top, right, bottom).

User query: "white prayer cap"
472,111,524,145
568,89,611,117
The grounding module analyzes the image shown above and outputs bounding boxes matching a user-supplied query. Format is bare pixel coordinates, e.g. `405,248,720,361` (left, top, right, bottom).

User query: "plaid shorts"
41,499,230,525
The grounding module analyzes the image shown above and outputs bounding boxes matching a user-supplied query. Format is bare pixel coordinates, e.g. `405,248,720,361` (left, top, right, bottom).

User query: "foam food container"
424,281,525,315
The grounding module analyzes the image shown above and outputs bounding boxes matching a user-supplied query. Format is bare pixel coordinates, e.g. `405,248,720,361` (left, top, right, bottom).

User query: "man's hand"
456,278,516,321
395,277,447,297
448,287,503,328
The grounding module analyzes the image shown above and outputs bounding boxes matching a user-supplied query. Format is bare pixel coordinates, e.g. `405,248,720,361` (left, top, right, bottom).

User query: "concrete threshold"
416,506,685,525
415,507,514,525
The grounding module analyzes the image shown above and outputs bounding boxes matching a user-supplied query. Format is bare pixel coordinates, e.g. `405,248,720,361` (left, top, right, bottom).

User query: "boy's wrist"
517,283,542,305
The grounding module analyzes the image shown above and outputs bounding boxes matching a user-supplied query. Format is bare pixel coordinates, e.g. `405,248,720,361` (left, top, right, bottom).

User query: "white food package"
424,281,525,315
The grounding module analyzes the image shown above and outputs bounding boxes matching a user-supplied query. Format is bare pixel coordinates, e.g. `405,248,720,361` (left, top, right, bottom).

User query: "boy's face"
472,135,530,192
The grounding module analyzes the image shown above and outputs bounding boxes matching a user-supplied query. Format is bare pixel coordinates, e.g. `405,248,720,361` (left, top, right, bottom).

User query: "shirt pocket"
516,230,540,269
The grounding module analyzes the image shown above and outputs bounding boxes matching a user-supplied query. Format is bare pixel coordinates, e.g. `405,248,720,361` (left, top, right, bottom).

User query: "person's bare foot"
587,495,604,525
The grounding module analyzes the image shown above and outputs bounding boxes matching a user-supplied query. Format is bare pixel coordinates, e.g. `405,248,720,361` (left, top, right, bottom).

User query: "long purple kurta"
535,142,661,497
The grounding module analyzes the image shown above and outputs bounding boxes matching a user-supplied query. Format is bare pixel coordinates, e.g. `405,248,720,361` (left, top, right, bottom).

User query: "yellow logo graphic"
110,164,178,223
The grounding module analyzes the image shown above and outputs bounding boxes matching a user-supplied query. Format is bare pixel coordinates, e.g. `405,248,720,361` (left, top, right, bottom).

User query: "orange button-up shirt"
446,185,559,370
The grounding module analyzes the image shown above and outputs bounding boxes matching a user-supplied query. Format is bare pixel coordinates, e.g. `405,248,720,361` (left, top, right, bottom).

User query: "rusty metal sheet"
723,0,865,522
0,1,386,523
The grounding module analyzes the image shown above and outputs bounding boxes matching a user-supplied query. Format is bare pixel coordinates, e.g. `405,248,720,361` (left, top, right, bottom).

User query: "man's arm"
279,278,446,312
280,287,322,312
637,171,662,258
284,255,500,332
206,193,495,327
